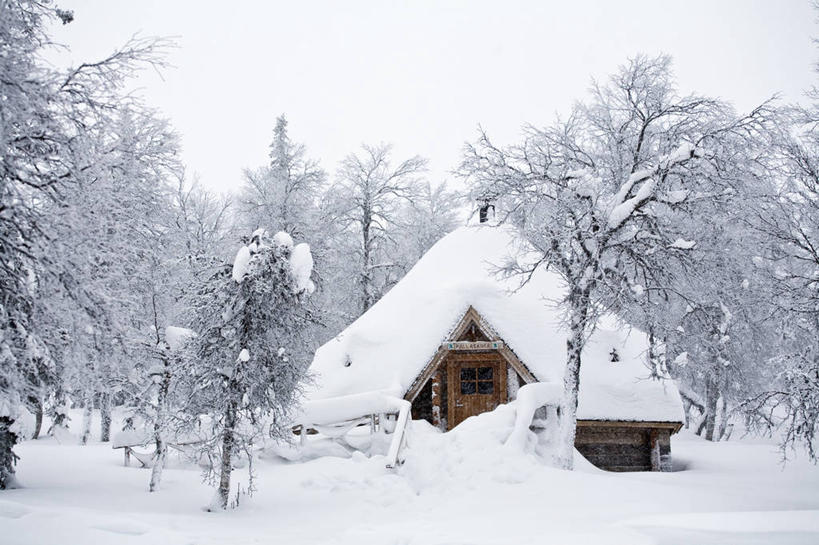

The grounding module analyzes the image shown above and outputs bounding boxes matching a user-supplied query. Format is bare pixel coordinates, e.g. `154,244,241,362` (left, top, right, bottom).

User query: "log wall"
574,422,674,472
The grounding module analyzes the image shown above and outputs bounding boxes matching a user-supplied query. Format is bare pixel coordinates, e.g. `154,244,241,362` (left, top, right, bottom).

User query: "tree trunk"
696,416,707,436
647,327,663,378
558,290,590,470
47,391,69,437
217,397,238,510
681,397,692,429
31,398,43,440
80,395,93,445
149,432,167,493
360,216,373,313
149,363,171,492
703,374,719,441
507,365,520,401
99,393,112,443
679,391,705,431
717,396,729,441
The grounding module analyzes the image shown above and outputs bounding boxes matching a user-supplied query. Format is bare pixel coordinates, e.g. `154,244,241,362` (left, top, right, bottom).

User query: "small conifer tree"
186,229,315,509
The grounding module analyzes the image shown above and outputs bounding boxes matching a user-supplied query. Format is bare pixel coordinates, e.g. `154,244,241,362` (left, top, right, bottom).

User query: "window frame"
459,365,494,395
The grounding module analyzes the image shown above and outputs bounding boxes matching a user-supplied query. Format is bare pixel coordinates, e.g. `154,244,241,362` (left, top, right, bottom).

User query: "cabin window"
460,366,494,395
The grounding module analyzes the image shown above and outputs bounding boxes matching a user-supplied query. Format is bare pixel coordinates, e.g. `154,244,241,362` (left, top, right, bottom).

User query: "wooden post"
649,430,661,471
124,447,131,467
431,367,443,430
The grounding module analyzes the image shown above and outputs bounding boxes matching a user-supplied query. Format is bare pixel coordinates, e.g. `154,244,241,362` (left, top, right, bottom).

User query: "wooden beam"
405,347,447,402
431,366,443,430
450,306,497,341
498,346,537,384
576,419,684,433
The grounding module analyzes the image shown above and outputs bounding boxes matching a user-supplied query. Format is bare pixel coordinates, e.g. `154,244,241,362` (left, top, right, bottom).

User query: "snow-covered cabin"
307,225,685,471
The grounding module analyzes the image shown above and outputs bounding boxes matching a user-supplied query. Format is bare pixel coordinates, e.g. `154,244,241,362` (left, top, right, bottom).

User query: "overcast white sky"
47,0,817,194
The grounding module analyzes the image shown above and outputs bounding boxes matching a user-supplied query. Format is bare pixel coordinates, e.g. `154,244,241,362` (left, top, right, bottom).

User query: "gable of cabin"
406,306,537,430
404,306,681,472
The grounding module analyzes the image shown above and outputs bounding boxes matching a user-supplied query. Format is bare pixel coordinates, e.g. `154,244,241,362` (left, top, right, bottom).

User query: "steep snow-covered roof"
308,225,684,423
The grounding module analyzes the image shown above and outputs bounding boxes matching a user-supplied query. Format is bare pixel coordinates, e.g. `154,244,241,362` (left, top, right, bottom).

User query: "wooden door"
446,352,507,430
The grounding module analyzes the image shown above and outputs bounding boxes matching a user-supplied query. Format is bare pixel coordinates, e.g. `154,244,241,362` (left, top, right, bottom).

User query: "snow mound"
112,429,152,449
292,390,406,427
289,242,314,294
273,231,294,249
231,245,251,283
505,382,562,451
165,326,195,351
400,403,597,493
669,238,696,250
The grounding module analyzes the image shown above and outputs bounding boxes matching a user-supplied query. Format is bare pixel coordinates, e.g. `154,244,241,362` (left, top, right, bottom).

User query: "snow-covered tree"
328,144,427,313
174,177,234,282
739,100,819,460
238,115,325,239
185,229,315,509
612,157,779,441
112,175,226,492
0,0,72,487
396,181,463,264
313,178,459,337
0,0,172,485
38,104,183,447
459,55,773,469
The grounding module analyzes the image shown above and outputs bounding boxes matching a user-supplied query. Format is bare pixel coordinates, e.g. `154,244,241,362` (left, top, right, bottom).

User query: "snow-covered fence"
504,382,562,451
291,391,412,468
112,430,154,467
112,429,205,468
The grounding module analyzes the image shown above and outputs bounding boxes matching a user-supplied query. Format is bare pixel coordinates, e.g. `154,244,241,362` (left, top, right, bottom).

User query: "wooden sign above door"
443,340,504,351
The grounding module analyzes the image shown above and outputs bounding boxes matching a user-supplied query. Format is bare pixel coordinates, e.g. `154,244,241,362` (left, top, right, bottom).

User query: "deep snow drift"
2,409,818,545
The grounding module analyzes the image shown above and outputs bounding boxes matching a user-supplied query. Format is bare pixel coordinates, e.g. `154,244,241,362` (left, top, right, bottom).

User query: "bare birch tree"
330,144,427,313
459,55,772,469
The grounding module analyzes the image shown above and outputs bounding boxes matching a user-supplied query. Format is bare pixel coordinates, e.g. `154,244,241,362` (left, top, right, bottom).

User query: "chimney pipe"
478,201,495,224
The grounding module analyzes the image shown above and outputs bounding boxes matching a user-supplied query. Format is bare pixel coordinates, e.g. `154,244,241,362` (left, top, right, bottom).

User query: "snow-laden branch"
607,141,698,231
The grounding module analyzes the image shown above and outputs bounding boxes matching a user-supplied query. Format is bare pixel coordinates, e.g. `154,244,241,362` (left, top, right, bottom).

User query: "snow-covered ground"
2,410,818,545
